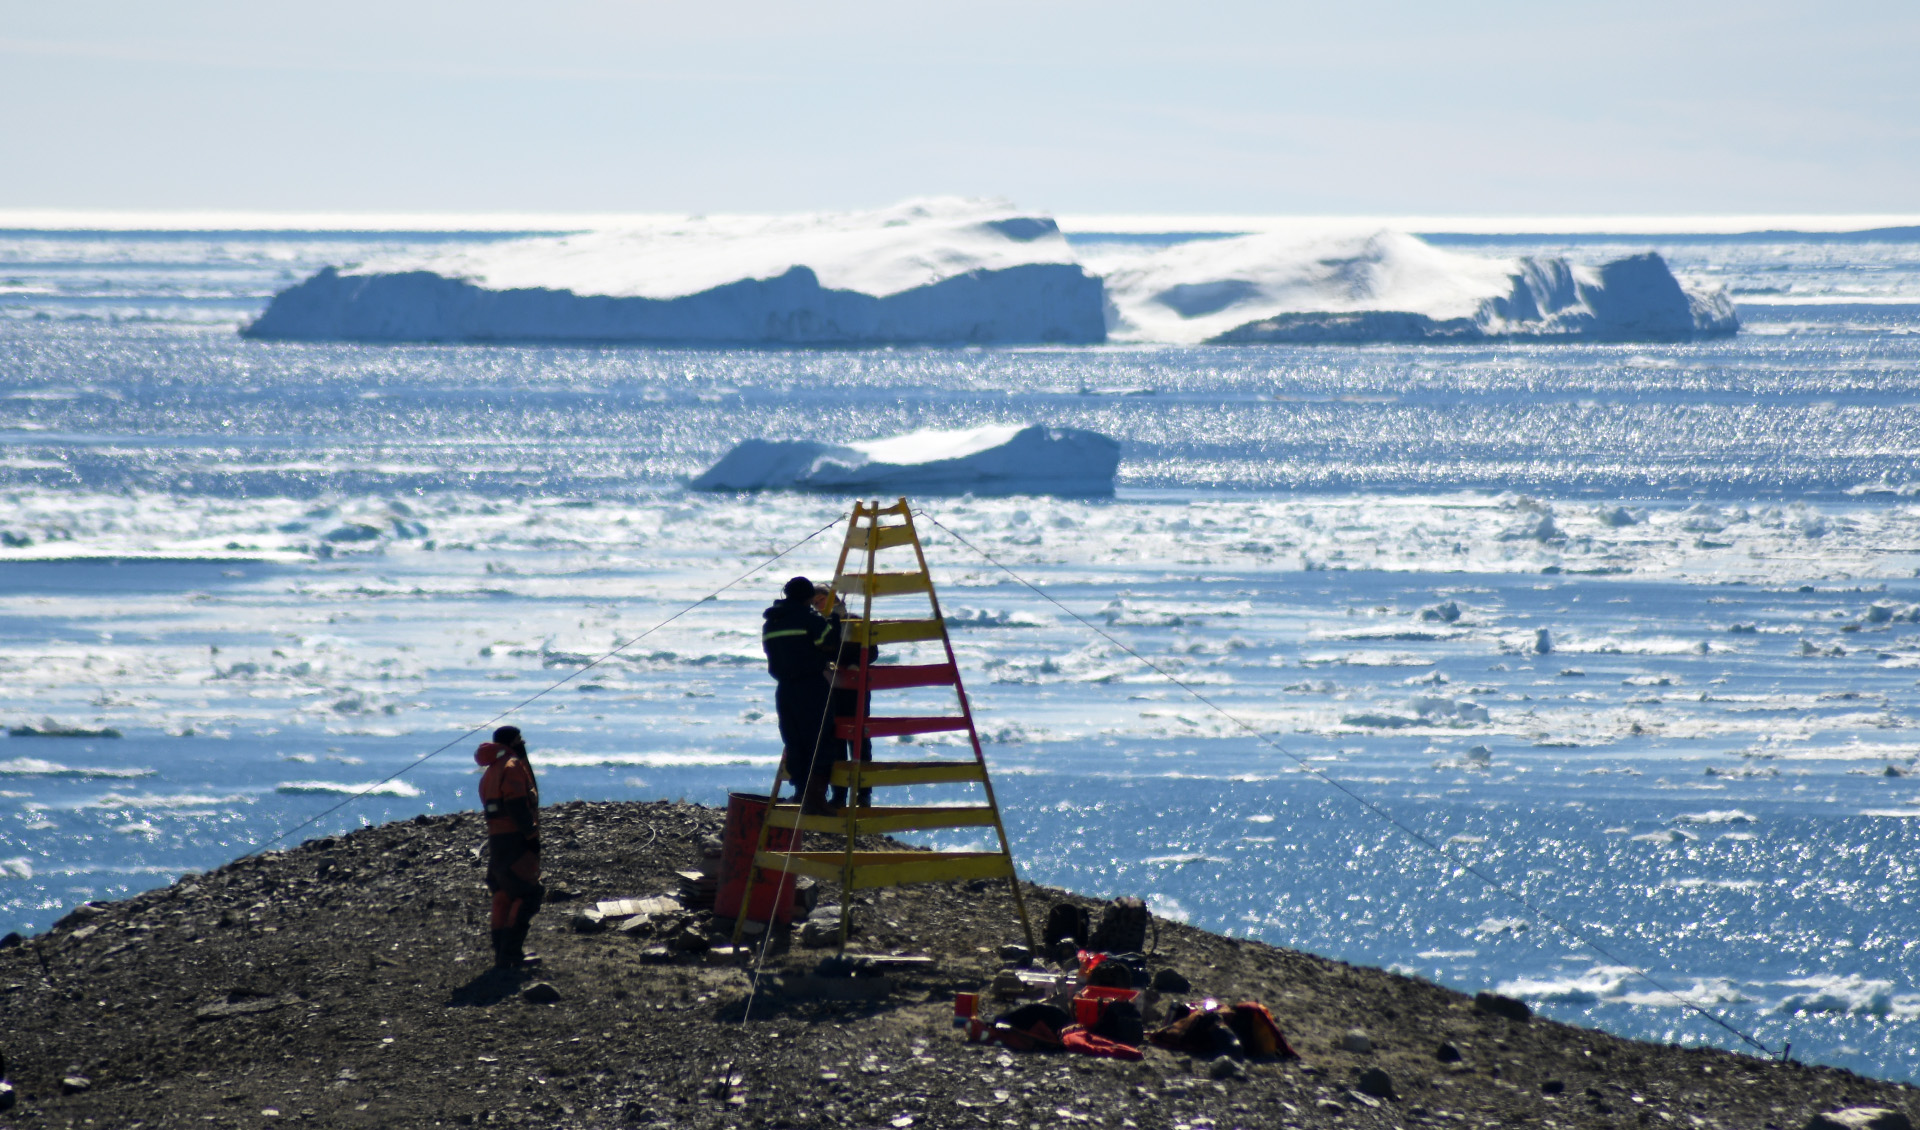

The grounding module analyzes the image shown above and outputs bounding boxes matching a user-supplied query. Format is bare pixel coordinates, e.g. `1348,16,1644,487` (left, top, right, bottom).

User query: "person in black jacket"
815,582,877,810
762,575,842,814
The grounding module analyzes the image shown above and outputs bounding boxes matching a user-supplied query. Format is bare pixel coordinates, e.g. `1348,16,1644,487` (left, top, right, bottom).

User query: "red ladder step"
835,715,969,739
835,663,958,691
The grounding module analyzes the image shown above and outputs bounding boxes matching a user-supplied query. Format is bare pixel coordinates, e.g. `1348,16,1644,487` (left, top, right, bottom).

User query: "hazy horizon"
5,1,1915,216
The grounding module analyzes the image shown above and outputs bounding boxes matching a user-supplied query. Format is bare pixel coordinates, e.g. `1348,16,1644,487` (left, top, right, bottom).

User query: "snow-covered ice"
1096,227,1738,344
240,204,1735,347
690,424,1120,496
243,198,1105,345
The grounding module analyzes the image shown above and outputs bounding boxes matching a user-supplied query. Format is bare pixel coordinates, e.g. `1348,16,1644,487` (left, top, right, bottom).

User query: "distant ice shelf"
1097,228,1738,344
690,424,1120,497
241,198,1106,346
243,202,1738,347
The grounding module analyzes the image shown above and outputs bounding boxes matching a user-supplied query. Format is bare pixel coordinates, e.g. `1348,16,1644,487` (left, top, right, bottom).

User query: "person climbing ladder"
762,575,843,814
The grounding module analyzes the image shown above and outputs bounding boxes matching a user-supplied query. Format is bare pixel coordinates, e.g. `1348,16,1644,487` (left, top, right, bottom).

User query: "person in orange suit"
475,725,542,970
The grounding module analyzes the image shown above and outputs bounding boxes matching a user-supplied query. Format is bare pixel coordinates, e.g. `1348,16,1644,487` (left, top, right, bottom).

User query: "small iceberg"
690,423,1120,497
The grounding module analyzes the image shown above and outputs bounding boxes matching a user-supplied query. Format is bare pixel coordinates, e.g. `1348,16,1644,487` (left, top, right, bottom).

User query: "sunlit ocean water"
5,228,1920,1078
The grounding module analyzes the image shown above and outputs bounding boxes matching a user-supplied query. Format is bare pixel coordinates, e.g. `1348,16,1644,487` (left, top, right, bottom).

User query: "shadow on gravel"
714,987,933,1025
445,968,528,1007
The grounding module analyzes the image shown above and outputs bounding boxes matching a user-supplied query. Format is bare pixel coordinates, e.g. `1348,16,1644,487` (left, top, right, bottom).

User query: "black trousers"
776,678,840,785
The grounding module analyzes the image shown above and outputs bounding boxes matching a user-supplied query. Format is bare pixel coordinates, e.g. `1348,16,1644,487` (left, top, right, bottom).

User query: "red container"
713,791,801,924
1073,986,1141,1028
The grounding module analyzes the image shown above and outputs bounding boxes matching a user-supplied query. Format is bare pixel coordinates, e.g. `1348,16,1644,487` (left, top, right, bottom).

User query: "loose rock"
1435,1041,1463,1063
62,1075,92,1094
1356,1066,1394,1099
521,982,561,1005
1474,990,1533,1021
1339,1028,1373,1054
1805,1110,1914,1130
1152,967,1191,993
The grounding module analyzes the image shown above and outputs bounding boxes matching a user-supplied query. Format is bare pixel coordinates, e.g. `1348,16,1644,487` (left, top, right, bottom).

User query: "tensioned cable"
916,507,1777,1059
248,516,845,857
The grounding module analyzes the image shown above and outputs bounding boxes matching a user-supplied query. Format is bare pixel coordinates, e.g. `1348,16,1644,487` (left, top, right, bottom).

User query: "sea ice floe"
1774,975,1896,1016
533,751,780,769
1497,966,1638,1004
1671,810,1757,825
80,792,249,810
274,780,423,798
0,757,153,779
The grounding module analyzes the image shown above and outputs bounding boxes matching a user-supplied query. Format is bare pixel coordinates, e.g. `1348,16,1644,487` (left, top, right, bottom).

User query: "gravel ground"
1,800,1913,1130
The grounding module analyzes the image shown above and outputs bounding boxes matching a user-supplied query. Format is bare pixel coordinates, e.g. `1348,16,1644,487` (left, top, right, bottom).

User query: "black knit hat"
783,576,814,602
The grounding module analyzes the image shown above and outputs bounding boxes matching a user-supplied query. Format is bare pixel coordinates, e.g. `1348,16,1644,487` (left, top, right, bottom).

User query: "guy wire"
915,507,1776,1059
249,516,845,857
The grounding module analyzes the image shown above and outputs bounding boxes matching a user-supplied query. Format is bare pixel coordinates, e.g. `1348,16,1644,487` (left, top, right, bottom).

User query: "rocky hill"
0,801,1911,1129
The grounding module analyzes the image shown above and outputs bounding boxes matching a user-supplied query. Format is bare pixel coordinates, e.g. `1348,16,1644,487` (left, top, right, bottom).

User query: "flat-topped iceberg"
243,198,1105,346
691,424,1120,496
1097,228,1738,344
242,201,1739,347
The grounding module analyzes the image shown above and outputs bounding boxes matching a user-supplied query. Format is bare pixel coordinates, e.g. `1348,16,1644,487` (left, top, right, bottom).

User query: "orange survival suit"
476,725,542,970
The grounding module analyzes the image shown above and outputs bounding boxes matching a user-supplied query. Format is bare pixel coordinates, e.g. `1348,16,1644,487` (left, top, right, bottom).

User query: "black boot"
490,928,514,970
800,772,840,816
508,924,536,968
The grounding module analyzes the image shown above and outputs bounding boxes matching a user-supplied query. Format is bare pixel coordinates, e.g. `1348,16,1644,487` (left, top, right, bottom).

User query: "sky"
3,1,1917,217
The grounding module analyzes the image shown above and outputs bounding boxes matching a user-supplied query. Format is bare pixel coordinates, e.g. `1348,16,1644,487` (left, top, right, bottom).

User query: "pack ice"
241,199,1105,346
1098,228,1739,344
690,424,1120,496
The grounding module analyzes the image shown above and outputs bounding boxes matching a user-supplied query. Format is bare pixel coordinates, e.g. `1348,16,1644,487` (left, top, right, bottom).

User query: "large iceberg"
690,424,1120,497
1096,228,1738,344
242,199,1105,346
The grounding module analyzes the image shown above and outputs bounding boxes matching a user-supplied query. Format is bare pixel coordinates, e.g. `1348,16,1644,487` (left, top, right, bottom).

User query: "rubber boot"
800,771,839,816
508,924,535,968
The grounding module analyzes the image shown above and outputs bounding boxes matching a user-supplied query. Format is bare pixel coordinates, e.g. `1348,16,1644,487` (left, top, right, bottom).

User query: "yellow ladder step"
833,571,932,598
754,850,1015,889
829,759,985,787
846,618,946,645
845,523,919,552
766,803,1001,835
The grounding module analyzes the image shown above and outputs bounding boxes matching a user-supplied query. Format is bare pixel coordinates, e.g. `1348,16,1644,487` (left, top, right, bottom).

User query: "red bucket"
713,791,801,924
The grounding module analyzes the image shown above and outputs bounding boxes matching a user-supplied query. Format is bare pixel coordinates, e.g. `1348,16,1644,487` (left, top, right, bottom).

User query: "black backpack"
1043,903,1091,950
1089,896,1150,954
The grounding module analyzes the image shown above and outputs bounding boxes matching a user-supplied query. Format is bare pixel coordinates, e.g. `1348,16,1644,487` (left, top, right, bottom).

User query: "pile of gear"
961,897,1298,1064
